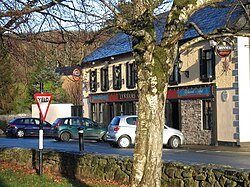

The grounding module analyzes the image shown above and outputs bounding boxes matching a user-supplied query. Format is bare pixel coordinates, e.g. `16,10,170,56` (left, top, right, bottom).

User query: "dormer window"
126,62,137,89
199,48,215,82
113,65,122,90
100,67,109,91
90,70,97,92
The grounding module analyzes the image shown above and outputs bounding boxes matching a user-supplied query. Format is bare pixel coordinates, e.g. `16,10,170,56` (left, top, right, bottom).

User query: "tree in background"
0,0,250,186
64,80,82,106
28,61,70,104
0,32,81,113
0,1,106,113
0,43,16,114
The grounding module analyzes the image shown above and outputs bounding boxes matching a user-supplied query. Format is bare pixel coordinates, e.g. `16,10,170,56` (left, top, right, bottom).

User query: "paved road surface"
1,137,250,170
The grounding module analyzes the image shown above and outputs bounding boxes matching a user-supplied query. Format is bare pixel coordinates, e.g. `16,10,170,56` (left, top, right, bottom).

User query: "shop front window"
91,104,96,121
202,100,213,130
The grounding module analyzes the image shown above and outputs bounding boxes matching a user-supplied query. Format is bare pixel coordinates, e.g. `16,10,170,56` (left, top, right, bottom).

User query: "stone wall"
1,148,250,186
181,100,212,145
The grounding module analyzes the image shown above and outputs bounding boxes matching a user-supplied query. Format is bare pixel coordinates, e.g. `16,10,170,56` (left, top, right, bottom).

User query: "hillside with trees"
0,30,109,114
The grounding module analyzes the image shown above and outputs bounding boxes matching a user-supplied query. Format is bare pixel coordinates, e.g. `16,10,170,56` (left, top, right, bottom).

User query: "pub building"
81,4,250,146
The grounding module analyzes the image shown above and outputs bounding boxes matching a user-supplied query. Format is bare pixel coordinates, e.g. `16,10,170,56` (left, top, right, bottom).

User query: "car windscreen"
110,117,120,126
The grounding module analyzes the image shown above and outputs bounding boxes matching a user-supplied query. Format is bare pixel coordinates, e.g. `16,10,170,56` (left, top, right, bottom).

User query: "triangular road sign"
34,93,53,122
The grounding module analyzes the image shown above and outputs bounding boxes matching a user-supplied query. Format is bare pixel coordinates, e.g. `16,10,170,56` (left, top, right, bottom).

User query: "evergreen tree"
28,61,70,105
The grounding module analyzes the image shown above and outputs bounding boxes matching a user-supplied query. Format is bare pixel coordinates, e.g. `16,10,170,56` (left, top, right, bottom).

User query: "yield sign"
34,93,53,122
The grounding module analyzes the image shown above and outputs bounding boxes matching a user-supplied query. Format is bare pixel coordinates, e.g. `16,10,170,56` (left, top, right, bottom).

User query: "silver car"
106,115,185,148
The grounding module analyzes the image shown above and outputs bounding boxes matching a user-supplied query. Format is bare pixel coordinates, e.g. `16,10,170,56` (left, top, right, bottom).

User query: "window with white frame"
199,48,216,82
90,70,97,92
100,67,109,91
126,62,137,88
113,65,122,90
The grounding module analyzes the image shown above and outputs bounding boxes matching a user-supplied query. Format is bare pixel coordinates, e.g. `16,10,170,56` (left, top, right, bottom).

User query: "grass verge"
0,162,128,187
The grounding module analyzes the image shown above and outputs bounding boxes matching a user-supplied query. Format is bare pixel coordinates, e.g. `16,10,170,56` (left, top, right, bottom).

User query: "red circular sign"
216,41,232,58
73,68,81,81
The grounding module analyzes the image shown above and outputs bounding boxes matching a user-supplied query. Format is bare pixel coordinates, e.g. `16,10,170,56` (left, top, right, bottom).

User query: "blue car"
5,117,52,138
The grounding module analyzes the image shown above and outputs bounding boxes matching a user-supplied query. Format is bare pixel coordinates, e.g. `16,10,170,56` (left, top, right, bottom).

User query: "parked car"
51,116,107,142
5,117,52,138
106,115,185,148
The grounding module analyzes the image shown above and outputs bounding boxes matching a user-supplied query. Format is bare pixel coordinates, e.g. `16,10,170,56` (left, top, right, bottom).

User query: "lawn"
0,162,128,187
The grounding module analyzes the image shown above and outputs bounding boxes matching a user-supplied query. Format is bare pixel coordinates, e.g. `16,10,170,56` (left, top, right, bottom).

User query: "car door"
125,116,138,143
83,118,100,139
42,121,52,136
163,125,171,144
24,118,39,136
68,118,82,139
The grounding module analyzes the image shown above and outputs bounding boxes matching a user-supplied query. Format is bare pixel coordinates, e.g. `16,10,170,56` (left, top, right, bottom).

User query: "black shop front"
89,90,138,127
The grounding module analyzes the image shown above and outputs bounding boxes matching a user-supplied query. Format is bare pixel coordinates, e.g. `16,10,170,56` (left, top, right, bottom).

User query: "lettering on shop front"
118,92,138,100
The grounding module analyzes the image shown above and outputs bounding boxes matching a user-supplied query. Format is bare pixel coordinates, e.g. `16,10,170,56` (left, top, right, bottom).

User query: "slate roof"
83,1,245,63
82,33,133,63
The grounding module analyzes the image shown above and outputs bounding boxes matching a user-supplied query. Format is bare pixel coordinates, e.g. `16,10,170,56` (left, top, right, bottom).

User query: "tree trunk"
131,40,178,186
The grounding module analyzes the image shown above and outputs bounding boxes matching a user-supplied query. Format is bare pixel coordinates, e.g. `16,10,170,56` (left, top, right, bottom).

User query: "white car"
106,115,185,148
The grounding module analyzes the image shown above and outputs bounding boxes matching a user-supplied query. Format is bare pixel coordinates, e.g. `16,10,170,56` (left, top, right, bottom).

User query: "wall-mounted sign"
215,41,232,58
90,91,138,103
73,68,81,81
167,85,214,99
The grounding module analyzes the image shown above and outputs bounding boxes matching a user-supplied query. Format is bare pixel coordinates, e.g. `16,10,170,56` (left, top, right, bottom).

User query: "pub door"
166,100,180,130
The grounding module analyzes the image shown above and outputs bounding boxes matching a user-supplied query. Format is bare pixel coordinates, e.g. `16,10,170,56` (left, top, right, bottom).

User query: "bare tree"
0,0,250,186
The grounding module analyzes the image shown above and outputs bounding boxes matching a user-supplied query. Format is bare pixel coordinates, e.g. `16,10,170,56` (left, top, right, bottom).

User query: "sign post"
34,92,52,176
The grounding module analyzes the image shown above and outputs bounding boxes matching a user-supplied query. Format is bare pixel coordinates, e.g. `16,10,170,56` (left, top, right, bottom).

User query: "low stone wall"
0,148,250,186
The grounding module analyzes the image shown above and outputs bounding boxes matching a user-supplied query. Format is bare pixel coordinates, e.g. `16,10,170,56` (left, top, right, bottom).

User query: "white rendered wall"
238,36,250,142
32,103,73,124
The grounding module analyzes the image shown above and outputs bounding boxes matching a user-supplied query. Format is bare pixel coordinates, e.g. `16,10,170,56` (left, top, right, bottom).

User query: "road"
1,137,250,170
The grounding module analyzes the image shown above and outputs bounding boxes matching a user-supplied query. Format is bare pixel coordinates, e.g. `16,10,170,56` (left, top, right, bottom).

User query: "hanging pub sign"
73,68,81,81
215,41,232,58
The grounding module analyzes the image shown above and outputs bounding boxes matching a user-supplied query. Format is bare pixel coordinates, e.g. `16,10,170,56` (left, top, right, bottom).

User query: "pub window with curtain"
199,48,216,82
90,70,97,92
113,65,122,90
126,62,137,89
100,67,109,91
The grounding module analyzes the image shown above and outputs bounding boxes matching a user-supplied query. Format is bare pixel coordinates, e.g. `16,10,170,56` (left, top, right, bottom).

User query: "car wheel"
16,129,25,138
169,136,180,149
60,132,71,142
118,135,131,148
